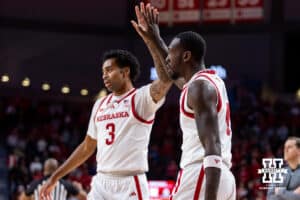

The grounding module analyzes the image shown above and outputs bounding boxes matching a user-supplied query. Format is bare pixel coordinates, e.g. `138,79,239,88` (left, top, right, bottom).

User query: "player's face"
284,139,300,162
165,38,184,80
102,58,127,92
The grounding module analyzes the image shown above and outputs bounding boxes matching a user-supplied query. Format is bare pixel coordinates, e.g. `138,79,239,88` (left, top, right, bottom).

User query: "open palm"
135,2,149,33
131,2,160,42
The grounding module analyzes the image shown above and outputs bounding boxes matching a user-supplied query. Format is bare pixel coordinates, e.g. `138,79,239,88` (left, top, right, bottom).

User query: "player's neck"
113,82,134,96
184,64,205,81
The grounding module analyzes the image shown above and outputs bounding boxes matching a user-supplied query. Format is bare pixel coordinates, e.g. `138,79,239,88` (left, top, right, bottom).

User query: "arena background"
0,0,299,199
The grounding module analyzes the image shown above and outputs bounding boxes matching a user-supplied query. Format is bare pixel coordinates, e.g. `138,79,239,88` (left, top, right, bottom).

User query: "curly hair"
102,49,141,82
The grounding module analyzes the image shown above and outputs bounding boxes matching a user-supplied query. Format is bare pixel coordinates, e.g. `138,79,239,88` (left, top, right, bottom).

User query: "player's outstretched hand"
131,2,160,43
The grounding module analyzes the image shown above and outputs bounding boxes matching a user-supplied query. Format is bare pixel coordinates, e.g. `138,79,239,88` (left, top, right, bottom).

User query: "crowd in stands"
1,82,299,200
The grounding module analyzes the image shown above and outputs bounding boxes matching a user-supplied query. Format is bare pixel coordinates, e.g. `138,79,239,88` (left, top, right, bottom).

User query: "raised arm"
131,2,184,96
39,135,96,200
187,80,221,200
131,3,168,81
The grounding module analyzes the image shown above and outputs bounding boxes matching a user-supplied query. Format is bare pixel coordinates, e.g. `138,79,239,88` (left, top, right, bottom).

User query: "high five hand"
131,2,160,42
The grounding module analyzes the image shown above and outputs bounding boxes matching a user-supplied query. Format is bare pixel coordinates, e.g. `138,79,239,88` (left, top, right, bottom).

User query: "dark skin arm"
131,2,171,102
131,2,185,90
187,79,221,200
39,135,96,200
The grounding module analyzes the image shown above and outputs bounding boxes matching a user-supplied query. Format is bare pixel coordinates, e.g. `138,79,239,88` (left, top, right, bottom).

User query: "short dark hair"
287,137,300,149
175,31,206,63
102,49,141,82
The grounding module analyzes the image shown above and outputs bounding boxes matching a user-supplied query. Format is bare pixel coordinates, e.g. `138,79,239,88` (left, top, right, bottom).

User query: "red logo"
214,159,220,164
129,192,137,197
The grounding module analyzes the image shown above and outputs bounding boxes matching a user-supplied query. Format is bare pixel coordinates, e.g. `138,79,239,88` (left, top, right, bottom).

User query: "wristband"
203,155,222,169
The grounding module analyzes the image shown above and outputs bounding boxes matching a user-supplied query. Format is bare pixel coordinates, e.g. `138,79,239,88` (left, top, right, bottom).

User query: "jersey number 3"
105,123,115,145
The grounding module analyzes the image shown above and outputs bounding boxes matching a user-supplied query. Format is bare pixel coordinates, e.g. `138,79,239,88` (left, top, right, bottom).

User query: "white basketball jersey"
179,69,232,169
87,84,164,175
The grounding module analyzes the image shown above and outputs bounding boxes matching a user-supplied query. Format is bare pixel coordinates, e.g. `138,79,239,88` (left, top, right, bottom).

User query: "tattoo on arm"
145,38,171,83
150,79,172,103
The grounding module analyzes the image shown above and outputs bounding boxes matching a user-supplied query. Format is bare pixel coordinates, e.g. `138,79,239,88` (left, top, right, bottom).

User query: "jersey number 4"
105,123,115,145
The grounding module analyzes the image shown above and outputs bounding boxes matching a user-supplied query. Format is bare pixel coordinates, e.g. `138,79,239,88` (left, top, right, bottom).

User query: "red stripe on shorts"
193,166,205,200
134,175,143,200
170,169,183,200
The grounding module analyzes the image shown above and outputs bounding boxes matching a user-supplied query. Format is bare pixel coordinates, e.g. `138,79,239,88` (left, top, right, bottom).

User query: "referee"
20,158,86,200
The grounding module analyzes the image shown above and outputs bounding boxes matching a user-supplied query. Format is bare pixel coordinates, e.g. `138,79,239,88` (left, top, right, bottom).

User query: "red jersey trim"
131,93,154,124
106,93,113,104
196,69,216,75
180,72,222,118
93,95,109,124
107,88,136,104
116,88,136,103
197,74,222,113
180,89,195,119
182,69,216,89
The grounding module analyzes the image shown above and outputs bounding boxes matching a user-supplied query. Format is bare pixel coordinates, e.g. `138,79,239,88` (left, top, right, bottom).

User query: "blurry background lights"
99,89,107,97
61,85,70,94
296,88,300,100
42,83,51,91
150,66,158,81
80,89,89,96
21,77,30,87
209,65,227,79
1,74,9,82
95,88,107,99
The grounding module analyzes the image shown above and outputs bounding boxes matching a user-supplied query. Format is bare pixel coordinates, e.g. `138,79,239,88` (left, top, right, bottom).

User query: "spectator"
267,137,300,200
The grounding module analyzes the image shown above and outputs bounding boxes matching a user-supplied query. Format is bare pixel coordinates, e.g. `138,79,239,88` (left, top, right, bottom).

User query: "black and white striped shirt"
25,176,79,200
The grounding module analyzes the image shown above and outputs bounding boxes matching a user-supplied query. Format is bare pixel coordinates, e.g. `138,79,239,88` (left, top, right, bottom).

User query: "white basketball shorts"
170,162,236,200
87,172,149,200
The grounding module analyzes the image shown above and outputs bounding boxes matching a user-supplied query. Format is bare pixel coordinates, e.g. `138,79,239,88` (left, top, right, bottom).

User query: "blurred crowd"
1,82,299,200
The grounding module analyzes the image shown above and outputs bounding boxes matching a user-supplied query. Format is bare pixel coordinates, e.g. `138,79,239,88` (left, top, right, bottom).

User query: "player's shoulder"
136,83,151,91
189,78,211,90
187,79,217,100
93,94,111,106
191,72,224,89
134,84,151,95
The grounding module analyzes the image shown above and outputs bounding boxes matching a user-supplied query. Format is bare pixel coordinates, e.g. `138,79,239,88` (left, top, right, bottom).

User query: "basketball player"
40,49,172,200
20,158,86,200
131,3,236,200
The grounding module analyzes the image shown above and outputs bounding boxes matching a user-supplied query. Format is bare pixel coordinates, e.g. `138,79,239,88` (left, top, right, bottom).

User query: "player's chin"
166,67,178,80
165,71,175,80
105,85,113,92
283,155,289,161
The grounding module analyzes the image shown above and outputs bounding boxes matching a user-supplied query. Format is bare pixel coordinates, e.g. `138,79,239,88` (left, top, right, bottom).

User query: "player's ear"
183,51,192,63
122,67,130,79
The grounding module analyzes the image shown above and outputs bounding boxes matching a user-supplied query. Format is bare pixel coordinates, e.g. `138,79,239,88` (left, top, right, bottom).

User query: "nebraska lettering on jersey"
96,111,129,122
88,85,164,174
